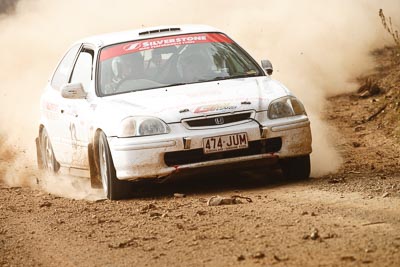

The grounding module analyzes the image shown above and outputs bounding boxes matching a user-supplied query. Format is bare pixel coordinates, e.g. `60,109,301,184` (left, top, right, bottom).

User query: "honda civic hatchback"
36,24,312,200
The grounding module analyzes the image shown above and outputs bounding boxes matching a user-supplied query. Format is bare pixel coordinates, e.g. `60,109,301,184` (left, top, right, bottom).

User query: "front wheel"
97,132,130,200
280,155,311,180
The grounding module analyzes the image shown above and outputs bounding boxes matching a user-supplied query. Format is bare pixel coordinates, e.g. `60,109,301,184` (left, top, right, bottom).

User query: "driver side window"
70,49,94,91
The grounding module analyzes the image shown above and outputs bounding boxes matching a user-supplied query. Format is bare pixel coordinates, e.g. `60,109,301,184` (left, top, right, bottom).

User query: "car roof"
77,24,223,48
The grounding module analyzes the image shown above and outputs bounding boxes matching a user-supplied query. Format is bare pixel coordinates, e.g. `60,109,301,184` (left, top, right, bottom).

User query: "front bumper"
108,115,312,180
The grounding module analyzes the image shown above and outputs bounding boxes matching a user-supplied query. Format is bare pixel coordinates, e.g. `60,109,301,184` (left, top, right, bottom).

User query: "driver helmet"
179,49,211,82
111,53,144,83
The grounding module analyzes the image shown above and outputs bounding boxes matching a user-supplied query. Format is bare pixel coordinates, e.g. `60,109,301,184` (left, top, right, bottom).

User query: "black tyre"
39,128,60,173
280,155,311,180
98,132,130,200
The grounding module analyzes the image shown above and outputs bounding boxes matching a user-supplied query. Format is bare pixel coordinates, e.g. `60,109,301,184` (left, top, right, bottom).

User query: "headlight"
119,117,170,137
268,96,307,119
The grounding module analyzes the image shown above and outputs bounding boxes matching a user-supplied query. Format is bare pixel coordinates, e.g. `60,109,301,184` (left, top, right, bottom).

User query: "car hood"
99,76,291,123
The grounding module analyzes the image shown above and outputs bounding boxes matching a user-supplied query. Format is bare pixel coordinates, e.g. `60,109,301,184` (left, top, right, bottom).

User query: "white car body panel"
37,24,312,182
93,77,290,134
109,118,311,180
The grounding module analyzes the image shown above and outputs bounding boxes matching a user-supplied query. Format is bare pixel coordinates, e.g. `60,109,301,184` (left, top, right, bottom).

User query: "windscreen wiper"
200,72,260,82
163,82,188,88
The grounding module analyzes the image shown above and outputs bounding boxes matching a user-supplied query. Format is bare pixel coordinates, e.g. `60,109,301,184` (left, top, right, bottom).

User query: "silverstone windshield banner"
100,33,233,61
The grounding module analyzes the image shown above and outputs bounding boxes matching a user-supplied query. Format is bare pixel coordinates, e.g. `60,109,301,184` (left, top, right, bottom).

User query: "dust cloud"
0,0,399,195
0,135,105,200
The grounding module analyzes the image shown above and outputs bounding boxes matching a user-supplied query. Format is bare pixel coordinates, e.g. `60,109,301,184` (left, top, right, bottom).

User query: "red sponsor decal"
194,103,237,113
100,33,233,61
43,111,58,120
44,102,58,112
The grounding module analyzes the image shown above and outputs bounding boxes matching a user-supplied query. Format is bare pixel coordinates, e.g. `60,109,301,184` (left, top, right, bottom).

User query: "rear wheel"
39,128,59,173
280,155,311,180
98,132,130,200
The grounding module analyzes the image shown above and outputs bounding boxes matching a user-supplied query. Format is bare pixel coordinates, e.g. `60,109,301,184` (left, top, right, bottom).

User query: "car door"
64,46,95,169
42,43,81,165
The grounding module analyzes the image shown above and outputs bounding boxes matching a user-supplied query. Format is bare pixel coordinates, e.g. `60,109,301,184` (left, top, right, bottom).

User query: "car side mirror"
61,83,87,99
261,59,273,75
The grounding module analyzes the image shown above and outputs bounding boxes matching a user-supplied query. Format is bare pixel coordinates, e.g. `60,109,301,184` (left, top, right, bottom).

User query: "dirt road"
1,169,400,267
1,173,400,267
1,47,400,266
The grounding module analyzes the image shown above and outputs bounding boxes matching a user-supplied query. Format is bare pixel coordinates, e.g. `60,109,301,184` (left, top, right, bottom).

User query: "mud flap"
35,137,44,169
88,143,102,189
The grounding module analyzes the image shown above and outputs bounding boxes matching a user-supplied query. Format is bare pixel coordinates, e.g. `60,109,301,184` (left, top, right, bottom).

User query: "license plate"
203,133,248,154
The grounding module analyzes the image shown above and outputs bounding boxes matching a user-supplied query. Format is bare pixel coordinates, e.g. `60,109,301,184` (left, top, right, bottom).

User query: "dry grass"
379,9,400,51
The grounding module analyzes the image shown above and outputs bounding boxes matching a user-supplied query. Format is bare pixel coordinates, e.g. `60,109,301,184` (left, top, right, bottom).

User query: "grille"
184,112,253,128
164,137,282,166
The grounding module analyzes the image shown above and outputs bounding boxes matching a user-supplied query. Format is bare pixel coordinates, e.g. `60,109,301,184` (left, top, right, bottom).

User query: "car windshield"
98,33,263,96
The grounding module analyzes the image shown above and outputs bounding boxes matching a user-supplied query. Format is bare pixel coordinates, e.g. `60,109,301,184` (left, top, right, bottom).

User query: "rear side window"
51,43,81,90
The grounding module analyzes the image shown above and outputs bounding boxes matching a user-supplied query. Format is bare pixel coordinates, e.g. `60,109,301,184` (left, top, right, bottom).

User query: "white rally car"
36,25,312,200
